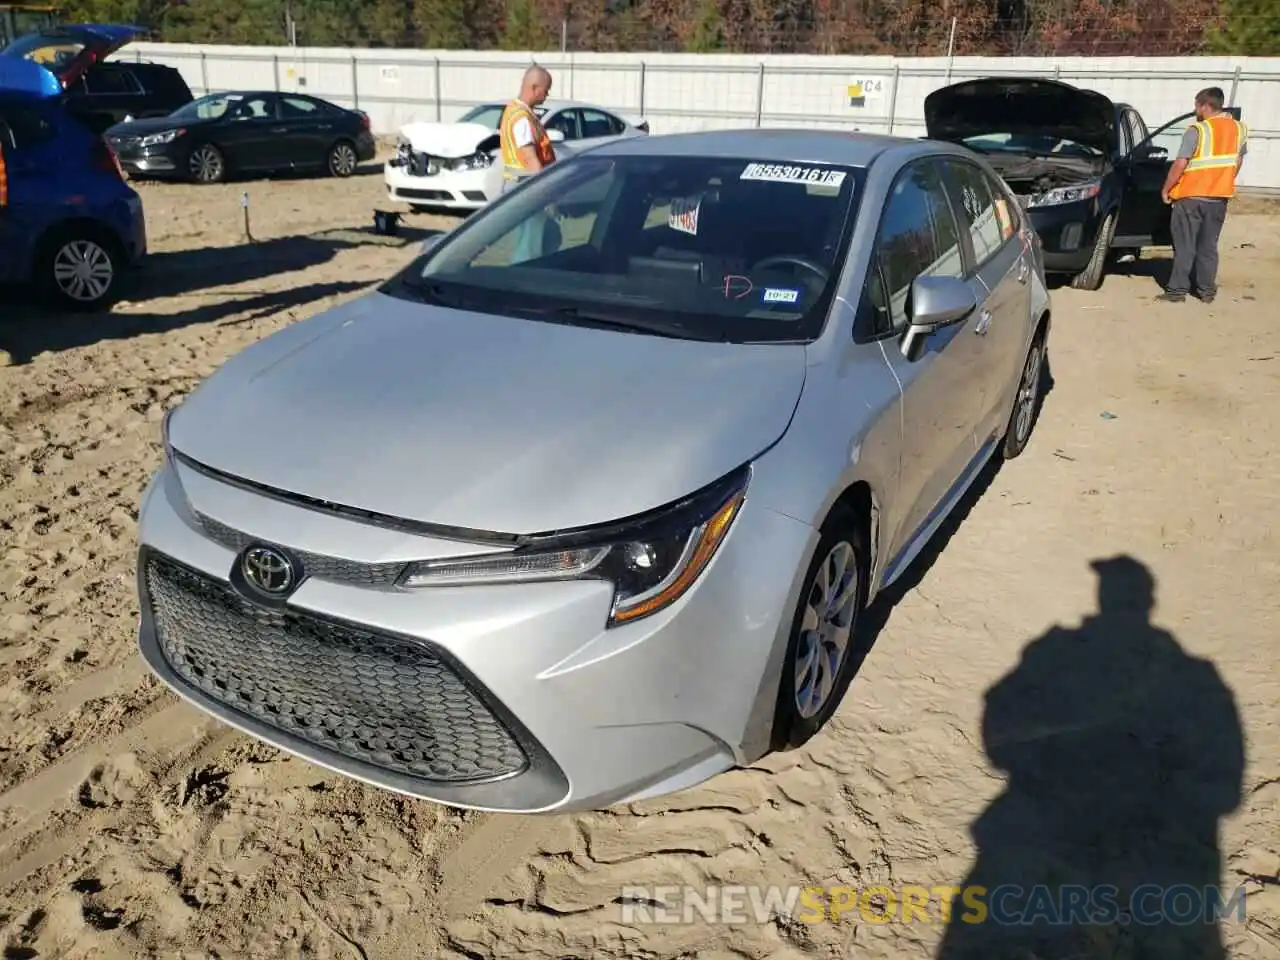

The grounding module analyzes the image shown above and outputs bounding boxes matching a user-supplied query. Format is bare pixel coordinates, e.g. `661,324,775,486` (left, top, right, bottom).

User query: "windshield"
3,34,83,74
458,104,503,128
458,103,547,128
961,132,1102,159
171,93,250,121
388,153,863,343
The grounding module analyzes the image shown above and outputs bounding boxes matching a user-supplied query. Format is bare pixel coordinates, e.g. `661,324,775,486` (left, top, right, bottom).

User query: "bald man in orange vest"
499,65,557,192
498,65,559,263
1157,86,1248,304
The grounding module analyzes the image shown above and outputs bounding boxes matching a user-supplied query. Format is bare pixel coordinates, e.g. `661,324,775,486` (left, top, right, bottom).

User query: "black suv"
1,24,192,136
924,77,1238,291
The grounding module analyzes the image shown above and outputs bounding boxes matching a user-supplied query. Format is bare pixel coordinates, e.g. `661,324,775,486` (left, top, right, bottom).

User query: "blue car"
0,49,146,310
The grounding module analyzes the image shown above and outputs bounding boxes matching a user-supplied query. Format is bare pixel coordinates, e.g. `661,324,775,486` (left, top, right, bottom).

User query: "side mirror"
900,275,977,361
546,128,566,143
420,231,445,255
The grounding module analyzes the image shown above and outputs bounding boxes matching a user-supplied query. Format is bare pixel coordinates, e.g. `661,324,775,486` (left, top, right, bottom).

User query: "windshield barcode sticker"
667,194,702,236
740,163,846,188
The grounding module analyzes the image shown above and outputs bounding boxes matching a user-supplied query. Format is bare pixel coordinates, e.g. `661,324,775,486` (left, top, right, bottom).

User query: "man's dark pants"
1168,197,1228,298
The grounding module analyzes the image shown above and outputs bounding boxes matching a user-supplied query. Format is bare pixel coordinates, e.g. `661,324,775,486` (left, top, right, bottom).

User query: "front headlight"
1026,181,1102,208
400,465,750,627
140,128,183,148
459,150,493,170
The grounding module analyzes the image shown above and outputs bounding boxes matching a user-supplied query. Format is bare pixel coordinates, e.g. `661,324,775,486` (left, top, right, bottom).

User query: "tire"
772,508,868,750
1002,330,1048,460
188,143,226,184
1069,210,1117,291
36,226,123,312
327,139,359,178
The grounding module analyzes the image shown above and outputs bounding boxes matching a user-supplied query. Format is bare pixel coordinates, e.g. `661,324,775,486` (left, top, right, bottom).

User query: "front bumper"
384,161,490,210
136,458,816,812
113,142,181,178
1024,200,1103,273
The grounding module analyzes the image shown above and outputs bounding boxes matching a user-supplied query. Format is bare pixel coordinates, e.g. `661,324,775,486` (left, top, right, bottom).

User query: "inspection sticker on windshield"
762,287,800,305
740,163,846,188
667,194,702,236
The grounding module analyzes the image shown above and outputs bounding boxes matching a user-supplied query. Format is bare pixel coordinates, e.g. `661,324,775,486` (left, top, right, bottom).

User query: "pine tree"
1210,0,1280,54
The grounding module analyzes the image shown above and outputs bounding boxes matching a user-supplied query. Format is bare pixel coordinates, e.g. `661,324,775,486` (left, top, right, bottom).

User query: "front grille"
398,188,451,201
146,554,528,783
193,511,406,587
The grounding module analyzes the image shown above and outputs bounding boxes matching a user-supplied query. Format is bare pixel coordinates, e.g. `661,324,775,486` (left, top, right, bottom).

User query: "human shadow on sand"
936,555,1245,960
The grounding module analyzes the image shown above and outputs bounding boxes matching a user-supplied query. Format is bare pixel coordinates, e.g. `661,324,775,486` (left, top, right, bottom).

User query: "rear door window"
943,160,1006,269
280,96,320,119
84,67,142,96
579,109,616,139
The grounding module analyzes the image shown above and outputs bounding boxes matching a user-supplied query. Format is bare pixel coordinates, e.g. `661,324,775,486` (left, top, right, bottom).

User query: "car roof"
586,128,917,167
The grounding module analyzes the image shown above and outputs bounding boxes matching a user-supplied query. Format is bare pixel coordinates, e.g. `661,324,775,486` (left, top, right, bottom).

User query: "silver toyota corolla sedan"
137,129,1051,814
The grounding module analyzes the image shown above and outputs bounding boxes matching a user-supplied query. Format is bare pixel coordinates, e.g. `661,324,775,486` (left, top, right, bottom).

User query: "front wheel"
37,228,123,311
1069,211,1117,291
188,143,226,184
327,140,358,178
772,510,868,750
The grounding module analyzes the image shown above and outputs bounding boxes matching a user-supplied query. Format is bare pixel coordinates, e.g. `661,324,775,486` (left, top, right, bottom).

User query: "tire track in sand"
0,700,228,890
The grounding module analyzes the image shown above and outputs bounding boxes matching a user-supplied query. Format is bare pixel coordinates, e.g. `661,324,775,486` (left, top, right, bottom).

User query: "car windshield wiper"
527,304,724,342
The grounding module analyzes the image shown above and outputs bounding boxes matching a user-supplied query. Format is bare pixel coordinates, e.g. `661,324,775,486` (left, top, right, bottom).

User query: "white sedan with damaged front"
384,99,648,213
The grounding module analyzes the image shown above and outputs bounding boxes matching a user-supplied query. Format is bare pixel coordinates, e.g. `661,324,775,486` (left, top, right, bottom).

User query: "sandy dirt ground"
1,164,1279,960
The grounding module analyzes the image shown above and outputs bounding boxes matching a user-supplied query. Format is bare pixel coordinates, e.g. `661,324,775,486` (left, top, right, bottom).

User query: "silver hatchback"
137,129,1050,813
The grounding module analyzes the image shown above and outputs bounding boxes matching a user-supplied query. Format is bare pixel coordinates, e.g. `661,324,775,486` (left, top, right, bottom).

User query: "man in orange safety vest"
498,65,559,263
1157,86,1248,304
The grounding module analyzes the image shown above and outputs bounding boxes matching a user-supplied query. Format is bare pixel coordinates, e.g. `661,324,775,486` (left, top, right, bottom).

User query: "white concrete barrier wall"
122,43,1280,190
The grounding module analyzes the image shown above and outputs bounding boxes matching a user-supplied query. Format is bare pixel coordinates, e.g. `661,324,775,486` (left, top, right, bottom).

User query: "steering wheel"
751,255,830,284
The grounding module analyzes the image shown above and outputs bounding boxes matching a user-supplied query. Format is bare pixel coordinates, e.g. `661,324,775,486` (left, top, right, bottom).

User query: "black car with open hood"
925,77,1204,291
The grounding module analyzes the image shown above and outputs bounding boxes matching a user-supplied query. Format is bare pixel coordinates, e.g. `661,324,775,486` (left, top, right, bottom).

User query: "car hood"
167,292,807,535
107,115,209,137
399,121,495,157
924,78,1116,151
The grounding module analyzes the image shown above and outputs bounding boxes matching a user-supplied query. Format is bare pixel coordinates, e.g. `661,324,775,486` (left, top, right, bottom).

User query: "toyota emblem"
241,545,296,596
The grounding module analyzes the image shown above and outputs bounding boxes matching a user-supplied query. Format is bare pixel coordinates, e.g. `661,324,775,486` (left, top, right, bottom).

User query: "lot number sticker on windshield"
740,163,846,188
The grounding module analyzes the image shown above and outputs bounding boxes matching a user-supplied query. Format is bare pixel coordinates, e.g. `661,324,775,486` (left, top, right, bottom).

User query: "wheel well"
1036,307,1051,342
827,481,874,565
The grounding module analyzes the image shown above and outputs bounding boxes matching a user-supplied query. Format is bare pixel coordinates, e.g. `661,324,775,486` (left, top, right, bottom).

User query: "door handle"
975,310,992,335
270,126,288,133
1017,258,1030,284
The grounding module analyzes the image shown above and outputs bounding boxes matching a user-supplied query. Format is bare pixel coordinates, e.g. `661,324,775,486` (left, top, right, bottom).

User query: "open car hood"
924,78,1116,151
1,24,145,89
399,121,495,157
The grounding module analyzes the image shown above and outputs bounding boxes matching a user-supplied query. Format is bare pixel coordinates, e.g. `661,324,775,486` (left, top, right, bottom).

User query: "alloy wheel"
330,143,357,176
794,541,859,719
52,240,114,304
1014,341,1044,445
190,145,222,182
